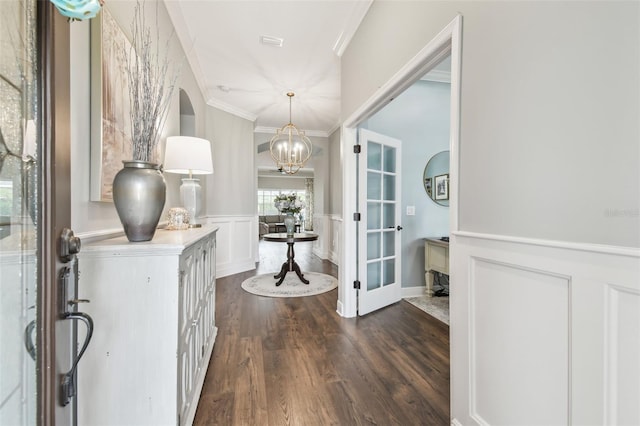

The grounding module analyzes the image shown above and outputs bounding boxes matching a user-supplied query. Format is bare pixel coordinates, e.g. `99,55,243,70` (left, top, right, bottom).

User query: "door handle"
59,265,94,406
24,319,36,361
60,311,94,406
396,225,403,231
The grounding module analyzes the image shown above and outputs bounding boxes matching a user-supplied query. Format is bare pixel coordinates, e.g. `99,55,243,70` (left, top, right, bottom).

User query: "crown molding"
327,122,341,137
421,69,451,83
332,0,373,57
253,126,329,138
164,1,210,109
207,97,257,122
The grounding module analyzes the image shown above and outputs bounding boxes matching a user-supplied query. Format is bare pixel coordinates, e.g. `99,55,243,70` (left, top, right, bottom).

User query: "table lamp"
163,136,213,228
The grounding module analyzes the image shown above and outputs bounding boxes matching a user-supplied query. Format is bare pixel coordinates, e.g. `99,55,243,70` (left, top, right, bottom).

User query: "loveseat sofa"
258,215,285,237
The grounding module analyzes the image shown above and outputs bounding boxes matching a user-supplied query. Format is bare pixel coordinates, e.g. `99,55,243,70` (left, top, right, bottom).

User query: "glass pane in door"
383,259,395,286
367,202,381,230
367,171,381,200
367,261,381,290
383,145,396,173
0,0,39,424
383,231,395,257
368,141,381,171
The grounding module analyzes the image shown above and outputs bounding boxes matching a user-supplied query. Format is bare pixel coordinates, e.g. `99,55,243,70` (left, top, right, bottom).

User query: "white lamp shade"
164,136,213,175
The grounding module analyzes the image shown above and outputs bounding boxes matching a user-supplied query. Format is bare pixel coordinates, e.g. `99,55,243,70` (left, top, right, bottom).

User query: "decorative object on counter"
163,136,213,228
51,0,103,21
110,0,180,241
269,92,312,175
166,207,190,230
274,192,303,237
112,161,166,242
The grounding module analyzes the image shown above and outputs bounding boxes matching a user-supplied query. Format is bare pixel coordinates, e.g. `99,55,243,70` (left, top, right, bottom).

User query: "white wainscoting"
312,214,342,265
328,215,342,265
203,215,256,278
312,214,329,259
450,231,640,426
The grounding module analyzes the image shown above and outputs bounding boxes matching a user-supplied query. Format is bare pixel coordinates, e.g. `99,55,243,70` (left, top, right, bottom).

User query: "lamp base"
180,178,202,227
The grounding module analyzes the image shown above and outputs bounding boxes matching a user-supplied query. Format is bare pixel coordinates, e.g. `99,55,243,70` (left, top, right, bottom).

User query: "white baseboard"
217,261,256,279
401,286,426,298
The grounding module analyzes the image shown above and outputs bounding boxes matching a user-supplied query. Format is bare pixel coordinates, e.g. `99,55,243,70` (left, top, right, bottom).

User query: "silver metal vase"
112,160,166,242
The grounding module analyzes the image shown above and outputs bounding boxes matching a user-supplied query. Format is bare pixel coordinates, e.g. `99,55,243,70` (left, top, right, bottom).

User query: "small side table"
263,232,318,286
424,238,449,297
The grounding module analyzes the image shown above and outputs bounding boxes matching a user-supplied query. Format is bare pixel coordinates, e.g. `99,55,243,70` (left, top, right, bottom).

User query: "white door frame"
337,15,462,318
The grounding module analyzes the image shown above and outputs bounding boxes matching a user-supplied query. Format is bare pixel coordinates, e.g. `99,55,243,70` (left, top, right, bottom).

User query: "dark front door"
0,1,79,424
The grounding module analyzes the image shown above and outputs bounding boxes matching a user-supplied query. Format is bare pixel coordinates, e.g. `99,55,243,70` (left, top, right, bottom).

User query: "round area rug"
241,272,338,298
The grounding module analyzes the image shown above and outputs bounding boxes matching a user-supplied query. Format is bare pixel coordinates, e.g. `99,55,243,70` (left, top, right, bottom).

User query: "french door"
357,129,402,315
0,1,77,424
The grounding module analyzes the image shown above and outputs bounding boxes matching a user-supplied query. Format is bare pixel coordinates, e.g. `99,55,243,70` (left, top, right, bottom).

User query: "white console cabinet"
77,226,218,426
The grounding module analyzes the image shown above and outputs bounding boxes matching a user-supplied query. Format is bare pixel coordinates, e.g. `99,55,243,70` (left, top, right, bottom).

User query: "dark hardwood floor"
194,240,450,425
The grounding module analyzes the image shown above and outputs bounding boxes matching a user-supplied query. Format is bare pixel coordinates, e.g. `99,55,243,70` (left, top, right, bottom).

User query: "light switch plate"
406,206,415,216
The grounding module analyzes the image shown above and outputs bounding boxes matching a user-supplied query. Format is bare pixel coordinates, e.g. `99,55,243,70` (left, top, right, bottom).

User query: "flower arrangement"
274,193,303,214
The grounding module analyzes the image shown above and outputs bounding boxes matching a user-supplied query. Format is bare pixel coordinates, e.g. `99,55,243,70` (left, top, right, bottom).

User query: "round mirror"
423,151,450,207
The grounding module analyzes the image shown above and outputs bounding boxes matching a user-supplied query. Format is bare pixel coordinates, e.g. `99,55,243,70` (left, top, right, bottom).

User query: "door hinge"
353,280,361,289
353,212,361,222
353,144,361,154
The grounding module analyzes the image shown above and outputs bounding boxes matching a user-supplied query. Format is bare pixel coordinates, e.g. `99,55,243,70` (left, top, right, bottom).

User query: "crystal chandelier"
269,92,312,175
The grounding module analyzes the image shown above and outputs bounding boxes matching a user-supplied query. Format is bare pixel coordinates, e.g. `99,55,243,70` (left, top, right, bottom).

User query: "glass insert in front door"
0,0,39,424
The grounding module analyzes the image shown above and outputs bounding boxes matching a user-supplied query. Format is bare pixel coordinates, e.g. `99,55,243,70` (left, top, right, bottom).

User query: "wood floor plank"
194,240,450,425
232,336,269,424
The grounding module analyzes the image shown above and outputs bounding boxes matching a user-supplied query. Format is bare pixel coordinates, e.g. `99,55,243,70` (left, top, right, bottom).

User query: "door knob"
59,228,81,263
397,225,403,231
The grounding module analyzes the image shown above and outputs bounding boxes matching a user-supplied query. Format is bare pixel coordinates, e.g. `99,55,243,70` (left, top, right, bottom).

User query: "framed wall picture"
424,177,432,198
90,8,133,202
434,173,449,201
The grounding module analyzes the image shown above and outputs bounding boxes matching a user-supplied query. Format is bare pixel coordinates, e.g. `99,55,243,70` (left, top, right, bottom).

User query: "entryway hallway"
193,240,450,425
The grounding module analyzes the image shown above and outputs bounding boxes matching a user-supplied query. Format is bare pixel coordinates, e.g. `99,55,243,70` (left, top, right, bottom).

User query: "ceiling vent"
260,35,284,48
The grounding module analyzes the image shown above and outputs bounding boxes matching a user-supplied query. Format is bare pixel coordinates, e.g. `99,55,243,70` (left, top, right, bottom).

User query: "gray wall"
342,1,640,248
328,128,342,216
258,176,306,190
366,80,451,287
204,107,255,216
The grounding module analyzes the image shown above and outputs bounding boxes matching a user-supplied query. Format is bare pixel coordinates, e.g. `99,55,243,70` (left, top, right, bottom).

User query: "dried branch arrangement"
123,0,179,162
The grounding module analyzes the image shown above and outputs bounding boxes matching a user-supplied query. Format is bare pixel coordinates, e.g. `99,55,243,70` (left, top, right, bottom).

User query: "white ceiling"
165,0,373,135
